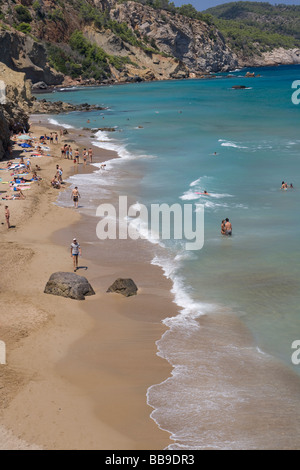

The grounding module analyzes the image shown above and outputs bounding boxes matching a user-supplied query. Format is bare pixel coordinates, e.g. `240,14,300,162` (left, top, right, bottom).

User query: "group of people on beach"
49,132,59,144
61,144,93,166
51,164,63,189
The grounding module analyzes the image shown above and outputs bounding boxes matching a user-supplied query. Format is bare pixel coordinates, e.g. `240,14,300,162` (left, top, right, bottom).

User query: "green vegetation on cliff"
47,30,133,80
205,1,300,55
77,0,160,53
121,0,300,55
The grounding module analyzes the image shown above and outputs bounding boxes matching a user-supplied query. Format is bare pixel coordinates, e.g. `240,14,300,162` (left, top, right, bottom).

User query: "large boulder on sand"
106,278,138,297
44,272,95,300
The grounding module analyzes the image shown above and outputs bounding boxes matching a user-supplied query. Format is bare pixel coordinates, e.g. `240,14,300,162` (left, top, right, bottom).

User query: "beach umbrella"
16,135,32,140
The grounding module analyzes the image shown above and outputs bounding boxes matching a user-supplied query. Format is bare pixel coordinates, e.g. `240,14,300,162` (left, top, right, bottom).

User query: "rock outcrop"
0,60,109,160
0,30,63,86
0,0,299,88
107,278,138,297
84,25,190,82
0,109,10,161
30,99,106,115
0,62,34,159
238,48,300,68
44,272,95,300
111,2,238,73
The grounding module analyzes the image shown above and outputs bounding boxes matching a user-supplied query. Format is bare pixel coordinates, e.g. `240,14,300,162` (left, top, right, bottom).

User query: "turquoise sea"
37,65,300,449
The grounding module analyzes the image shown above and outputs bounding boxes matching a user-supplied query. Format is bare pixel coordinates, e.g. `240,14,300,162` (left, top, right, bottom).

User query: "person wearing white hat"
70,238,81,272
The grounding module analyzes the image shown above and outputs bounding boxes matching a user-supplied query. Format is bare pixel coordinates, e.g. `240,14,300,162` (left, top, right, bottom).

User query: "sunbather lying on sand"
2,193,21,200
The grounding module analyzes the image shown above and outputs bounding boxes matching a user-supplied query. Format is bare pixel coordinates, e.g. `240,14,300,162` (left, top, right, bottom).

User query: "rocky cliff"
0,62,33,159
110,2,237,74
0,0,238,87
0,60,107,160
0,109,10,161
0,0,298,91
0,30,63,86
237,47,300,68
205,1,300,68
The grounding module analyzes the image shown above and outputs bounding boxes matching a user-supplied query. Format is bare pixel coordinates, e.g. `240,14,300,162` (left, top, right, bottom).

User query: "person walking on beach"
5,206,10,229
71,186,80,209
56,164,63,183
71,238,81,272
88,147,93,164
75,149,80,164
83,148,87,165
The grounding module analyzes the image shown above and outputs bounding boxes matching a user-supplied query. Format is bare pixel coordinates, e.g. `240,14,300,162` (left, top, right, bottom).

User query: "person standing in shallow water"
221,219,226,235
70,238,81,272
71,186,80,209
224,218,232,236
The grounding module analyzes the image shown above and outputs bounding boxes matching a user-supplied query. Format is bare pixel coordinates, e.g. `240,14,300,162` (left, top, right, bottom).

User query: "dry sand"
0,120,176,450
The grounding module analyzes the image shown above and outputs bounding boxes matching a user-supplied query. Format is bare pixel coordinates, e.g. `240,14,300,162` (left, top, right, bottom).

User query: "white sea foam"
189,178,202,187
180,190,234,201
218,139,248,149
92,129,156,162
180,190,200,201
151,254,214,330
48,118,74,129
180,177,236,210
56,86,80,92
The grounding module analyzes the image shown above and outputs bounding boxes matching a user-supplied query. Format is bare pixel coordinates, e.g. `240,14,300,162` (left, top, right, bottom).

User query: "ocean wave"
189,176,211,187
180,190,234,201
181,177,234,202
56,86,80,92
151,254,214,330
218,139,248,149
48,118,74,129
92,130,156,162
124,202,165,247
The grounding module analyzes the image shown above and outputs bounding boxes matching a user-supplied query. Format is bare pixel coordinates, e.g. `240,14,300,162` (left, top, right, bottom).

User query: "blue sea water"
37,65,300,449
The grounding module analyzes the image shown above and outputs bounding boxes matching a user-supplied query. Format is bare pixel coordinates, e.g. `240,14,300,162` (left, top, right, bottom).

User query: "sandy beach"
0,119,176,450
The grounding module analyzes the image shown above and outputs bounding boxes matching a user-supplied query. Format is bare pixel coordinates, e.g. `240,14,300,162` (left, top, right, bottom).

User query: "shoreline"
31,63,300,96
0,116,176,449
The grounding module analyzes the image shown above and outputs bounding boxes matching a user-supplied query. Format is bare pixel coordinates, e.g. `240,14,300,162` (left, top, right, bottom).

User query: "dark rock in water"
30,100,106,115
106,278,138,297
232,85,247,89
44,272,95,300
32,81,48,90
